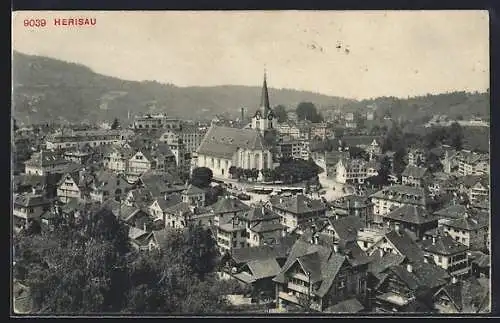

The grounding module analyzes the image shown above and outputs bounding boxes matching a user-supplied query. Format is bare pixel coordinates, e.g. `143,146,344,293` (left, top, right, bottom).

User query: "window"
29,207,34,213
438,256,442,263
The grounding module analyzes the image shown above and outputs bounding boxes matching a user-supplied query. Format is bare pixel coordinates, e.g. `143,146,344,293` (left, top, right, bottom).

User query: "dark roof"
271,194,327,215
402,165,428,179
325,151,350,166
435,277,488,312
152,229,171,250
13,281,32,314
341,135,381,148
165,202,193,217
382,205,438,225
92,170,133,193
387,262,449,290
152,143,175,158
368,252,406,276
324,298,365,313
249,221,285,233
197,125,268,159
459,174,489,188
13,193,51,207
153,193,183,211
434,204,469,220
331,195,370,209
370,185,427,206
238,206,280,222
384,230,425,263
328,216,364,242
211,196,251,214
246,258,281,280
421,234,468,255
444,215,488,231
183,184,205,196
231,245,278,264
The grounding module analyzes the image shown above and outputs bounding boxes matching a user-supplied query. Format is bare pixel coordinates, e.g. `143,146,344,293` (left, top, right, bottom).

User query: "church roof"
197,125,268,159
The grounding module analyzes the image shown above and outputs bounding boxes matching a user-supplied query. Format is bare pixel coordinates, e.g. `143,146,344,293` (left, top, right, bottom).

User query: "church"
196,73,276,179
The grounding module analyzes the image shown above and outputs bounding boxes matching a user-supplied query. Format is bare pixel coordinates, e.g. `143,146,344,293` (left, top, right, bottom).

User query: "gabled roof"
434,204,469,220
368,252,406,276
152,193,183,211
402,165,428,179
211,196,251,214
14,193,52,207
324,298,365,313
165,202,193,217
238,206,280,222
341,135,382,148
387,261,449,290
328,216,364,242
421,234,468,255
231,245,278,264
459,174,489,188
197,125,268,159
118,205,143,222
370,185,427,206
249,221,285,233
384,230,425,263
434,278,488,312
183,184,205,196
246,258,281,280
444,215,488,231
382,205,438,225
270,194,327,215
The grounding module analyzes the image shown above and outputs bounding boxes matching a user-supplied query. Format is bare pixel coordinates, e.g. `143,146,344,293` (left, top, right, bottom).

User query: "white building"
45,129,133,150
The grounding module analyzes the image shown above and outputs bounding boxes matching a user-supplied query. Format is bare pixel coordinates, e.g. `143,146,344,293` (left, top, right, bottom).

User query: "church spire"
260,70,270,115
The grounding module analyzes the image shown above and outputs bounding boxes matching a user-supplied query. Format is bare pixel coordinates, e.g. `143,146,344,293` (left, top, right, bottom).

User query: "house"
370,185,427,224
273,239,370,312
56,166,94,203
277,137,305,160
270,194,328,233
217,216,248,253
401,165,429,188
163,202,196,229
456,151,489,176
124,188,155,209
132,113,181,131
139,170,184,196
432,277,490,313
420,234,470,277
211,196,251,227
24,150,71,175
340,136,382,157
148,193,183,222
127,150,154,180
324,298,366,313
469,251,490,278
457,175,489,204
150,143,178,173
128,226,153,251
45,129,132,150
318,216,365,248
182,184,206,207
89,170,134,203
357,227,389,251
407,148,426,166
330,195,373,225
158,124,203,154
234,206,286,248
365,228,425,263
117,204,152,230
434,204,469,224
13,191,52,228
441,214,489,251
103,145,134,173
336,158,373,184
13,173,62,198
63,148,94,165
379,205,438,240
373,261,449,313
325,150,350,179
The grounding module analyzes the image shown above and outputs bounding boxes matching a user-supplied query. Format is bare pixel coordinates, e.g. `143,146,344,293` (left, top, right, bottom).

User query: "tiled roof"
444,215,488,231
402,165,428,179
231,245,278,264
370,185,427,206
271,194,327,215
14,193,51,207
118,205,142,222
153,193,183,211
434,204,469,220
153,229,171,250
183,184,205,196
324,298,365,313
238,206,280,222
165,202,193,217
197,125,268,159
384,230,425,263
328,216,364,242
211,196,251,214
435,277,488,312
388,261,449,290
128,226,149,240
341,135,382,148
421,234,468,255
459,174,489,188
368,252,406,276
93,170,133,193
249,221,284,233
331,195,370,209
246,258,281,280
382,205,438,225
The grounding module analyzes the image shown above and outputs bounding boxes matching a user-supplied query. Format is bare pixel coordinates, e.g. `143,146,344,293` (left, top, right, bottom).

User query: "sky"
12,10,489,99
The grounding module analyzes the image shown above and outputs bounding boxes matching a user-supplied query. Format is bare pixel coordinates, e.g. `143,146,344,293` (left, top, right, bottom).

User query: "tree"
393,148,407,175
448,122,464,150
250,168,260,181
296,102,323,123
190,167,213,188
273,105,288,123
228,166,237,179
13,118,19,131
111,118,120,130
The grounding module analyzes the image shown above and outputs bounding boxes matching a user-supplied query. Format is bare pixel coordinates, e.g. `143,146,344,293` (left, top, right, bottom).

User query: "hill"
12,52,353,124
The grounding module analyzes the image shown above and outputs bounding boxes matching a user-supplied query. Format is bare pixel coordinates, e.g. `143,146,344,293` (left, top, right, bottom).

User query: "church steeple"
260,70,270,115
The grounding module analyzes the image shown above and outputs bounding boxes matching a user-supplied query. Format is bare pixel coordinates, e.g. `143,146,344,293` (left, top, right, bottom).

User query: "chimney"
143,222,147,231
333,245,339,253
432,236,436,245
406,264,413,273
241,107,245,122
313,235,319,245
452,276,457,284
423,257,428,263
395,223,401,234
